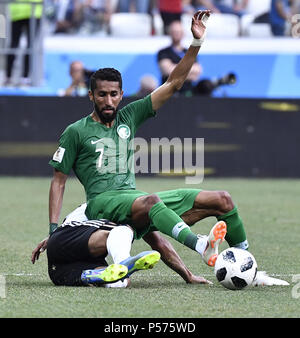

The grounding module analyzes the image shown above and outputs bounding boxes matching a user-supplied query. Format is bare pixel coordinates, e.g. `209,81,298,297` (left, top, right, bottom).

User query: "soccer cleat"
202,221,227,267
251,271,290,286
120,250,161,277
81,264,128,285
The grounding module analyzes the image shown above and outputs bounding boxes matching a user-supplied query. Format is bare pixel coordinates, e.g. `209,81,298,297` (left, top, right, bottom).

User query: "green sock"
217,206,248,249
149,201,198,250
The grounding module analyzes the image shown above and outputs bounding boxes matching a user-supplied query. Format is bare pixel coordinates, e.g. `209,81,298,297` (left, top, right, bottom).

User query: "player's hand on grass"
187,274,213,285
31,236,49,264
191,10,210,40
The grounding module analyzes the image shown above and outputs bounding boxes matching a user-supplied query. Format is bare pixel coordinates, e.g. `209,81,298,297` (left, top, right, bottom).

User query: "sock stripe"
171,222,190,240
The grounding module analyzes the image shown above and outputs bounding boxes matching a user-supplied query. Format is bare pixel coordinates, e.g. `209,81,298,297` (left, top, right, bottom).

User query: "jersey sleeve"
119,94,156,133
49,124,80,175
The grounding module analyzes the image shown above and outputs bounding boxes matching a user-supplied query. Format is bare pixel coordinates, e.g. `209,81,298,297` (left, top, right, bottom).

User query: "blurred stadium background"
1,0,300,97
0,0,300,178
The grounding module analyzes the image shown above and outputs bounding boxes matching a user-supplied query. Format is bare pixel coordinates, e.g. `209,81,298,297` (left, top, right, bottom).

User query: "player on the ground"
33,11,250,277
46,217,161,287
34,203,213,287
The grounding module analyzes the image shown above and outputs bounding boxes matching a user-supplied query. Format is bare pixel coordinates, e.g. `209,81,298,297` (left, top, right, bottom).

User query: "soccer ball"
214,247,257,290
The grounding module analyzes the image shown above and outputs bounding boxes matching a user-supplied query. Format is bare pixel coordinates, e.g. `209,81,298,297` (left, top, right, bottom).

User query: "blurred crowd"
60,17,236,98
26,0,300,37
2,0,299,88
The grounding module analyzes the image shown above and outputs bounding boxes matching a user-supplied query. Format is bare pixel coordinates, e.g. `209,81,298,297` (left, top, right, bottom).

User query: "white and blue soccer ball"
214,247,257,290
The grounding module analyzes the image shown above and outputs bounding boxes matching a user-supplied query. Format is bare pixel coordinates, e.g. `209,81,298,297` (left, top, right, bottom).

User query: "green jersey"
49,95,156,200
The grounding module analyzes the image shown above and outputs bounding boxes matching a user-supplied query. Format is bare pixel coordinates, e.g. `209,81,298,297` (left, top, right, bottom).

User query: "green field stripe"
0,142,58,158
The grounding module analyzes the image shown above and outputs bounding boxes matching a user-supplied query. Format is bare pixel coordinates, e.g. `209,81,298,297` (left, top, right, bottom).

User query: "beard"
94,102,117,124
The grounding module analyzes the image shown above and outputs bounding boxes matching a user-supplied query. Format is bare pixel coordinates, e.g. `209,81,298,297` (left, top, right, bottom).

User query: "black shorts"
47,225,108,286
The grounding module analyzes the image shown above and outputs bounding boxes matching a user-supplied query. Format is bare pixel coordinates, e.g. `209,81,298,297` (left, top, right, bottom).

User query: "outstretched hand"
187,274,213,285
191,10,211,40
31,236,49,264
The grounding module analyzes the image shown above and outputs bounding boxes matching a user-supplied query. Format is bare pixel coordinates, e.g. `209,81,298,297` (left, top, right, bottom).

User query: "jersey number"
95,143,117,174
96,147,104,169
95,140,127,174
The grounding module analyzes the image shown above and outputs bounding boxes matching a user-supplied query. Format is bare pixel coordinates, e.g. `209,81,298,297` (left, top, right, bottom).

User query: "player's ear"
120,90,124,99
88,90,93,101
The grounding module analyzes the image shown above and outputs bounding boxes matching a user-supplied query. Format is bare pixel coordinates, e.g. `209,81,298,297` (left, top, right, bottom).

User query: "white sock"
195,235,208,256
106,226,133,264
104,279,129,288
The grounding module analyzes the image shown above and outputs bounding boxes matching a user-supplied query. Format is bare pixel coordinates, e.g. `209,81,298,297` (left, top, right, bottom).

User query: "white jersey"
62,203,88,225
61,203,123,230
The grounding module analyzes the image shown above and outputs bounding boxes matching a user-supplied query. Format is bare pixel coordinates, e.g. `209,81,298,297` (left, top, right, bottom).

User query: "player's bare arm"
31,169,68,264
159,59,202,82
143,231,212,284
49,169,68,224
151,10,210,111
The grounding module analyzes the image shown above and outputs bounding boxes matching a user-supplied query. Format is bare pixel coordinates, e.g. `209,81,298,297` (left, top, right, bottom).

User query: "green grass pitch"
0,176,299,318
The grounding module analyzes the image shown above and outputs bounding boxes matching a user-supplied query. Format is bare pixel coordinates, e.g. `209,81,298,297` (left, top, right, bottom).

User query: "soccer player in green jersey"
33,10,253,286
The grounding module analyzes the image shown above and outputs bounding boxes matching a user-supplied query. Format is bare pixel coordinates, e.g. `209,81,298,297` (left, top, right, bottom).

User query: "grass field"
0,176,299,318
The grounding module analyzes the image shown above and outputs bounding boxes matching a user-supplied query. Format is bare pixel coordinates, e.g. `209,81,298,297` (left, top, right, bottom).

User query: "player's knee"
131,194,162,225
216,190,234,213
143,194,161,212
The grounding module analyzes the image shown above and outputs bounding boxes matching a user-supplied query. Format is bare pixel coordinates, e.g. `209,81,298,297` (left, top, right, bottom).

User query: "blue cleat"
120,250,161,277
81,263,128,285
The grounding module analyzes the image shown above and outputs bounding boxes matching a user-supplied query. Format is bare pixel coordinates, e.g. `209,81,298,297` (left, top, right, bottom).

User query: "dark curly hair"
89,68,122,93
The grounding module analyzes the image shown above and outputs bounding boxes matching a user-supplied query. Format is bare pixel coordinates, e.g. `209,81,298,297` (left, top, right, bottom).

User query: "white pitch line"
2,273,42,276
159,273,295,278
202,273,295,277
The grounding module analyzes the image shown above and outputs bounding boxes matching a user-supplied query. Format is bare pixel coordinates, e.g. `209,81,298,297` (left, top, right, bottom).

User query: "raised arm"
151,10,210,111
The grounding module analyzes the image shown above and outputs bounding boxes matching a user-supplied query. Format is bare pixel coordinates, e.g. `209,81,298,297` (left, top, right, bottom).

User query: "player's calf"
193,190,234,217
194,191,248,250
